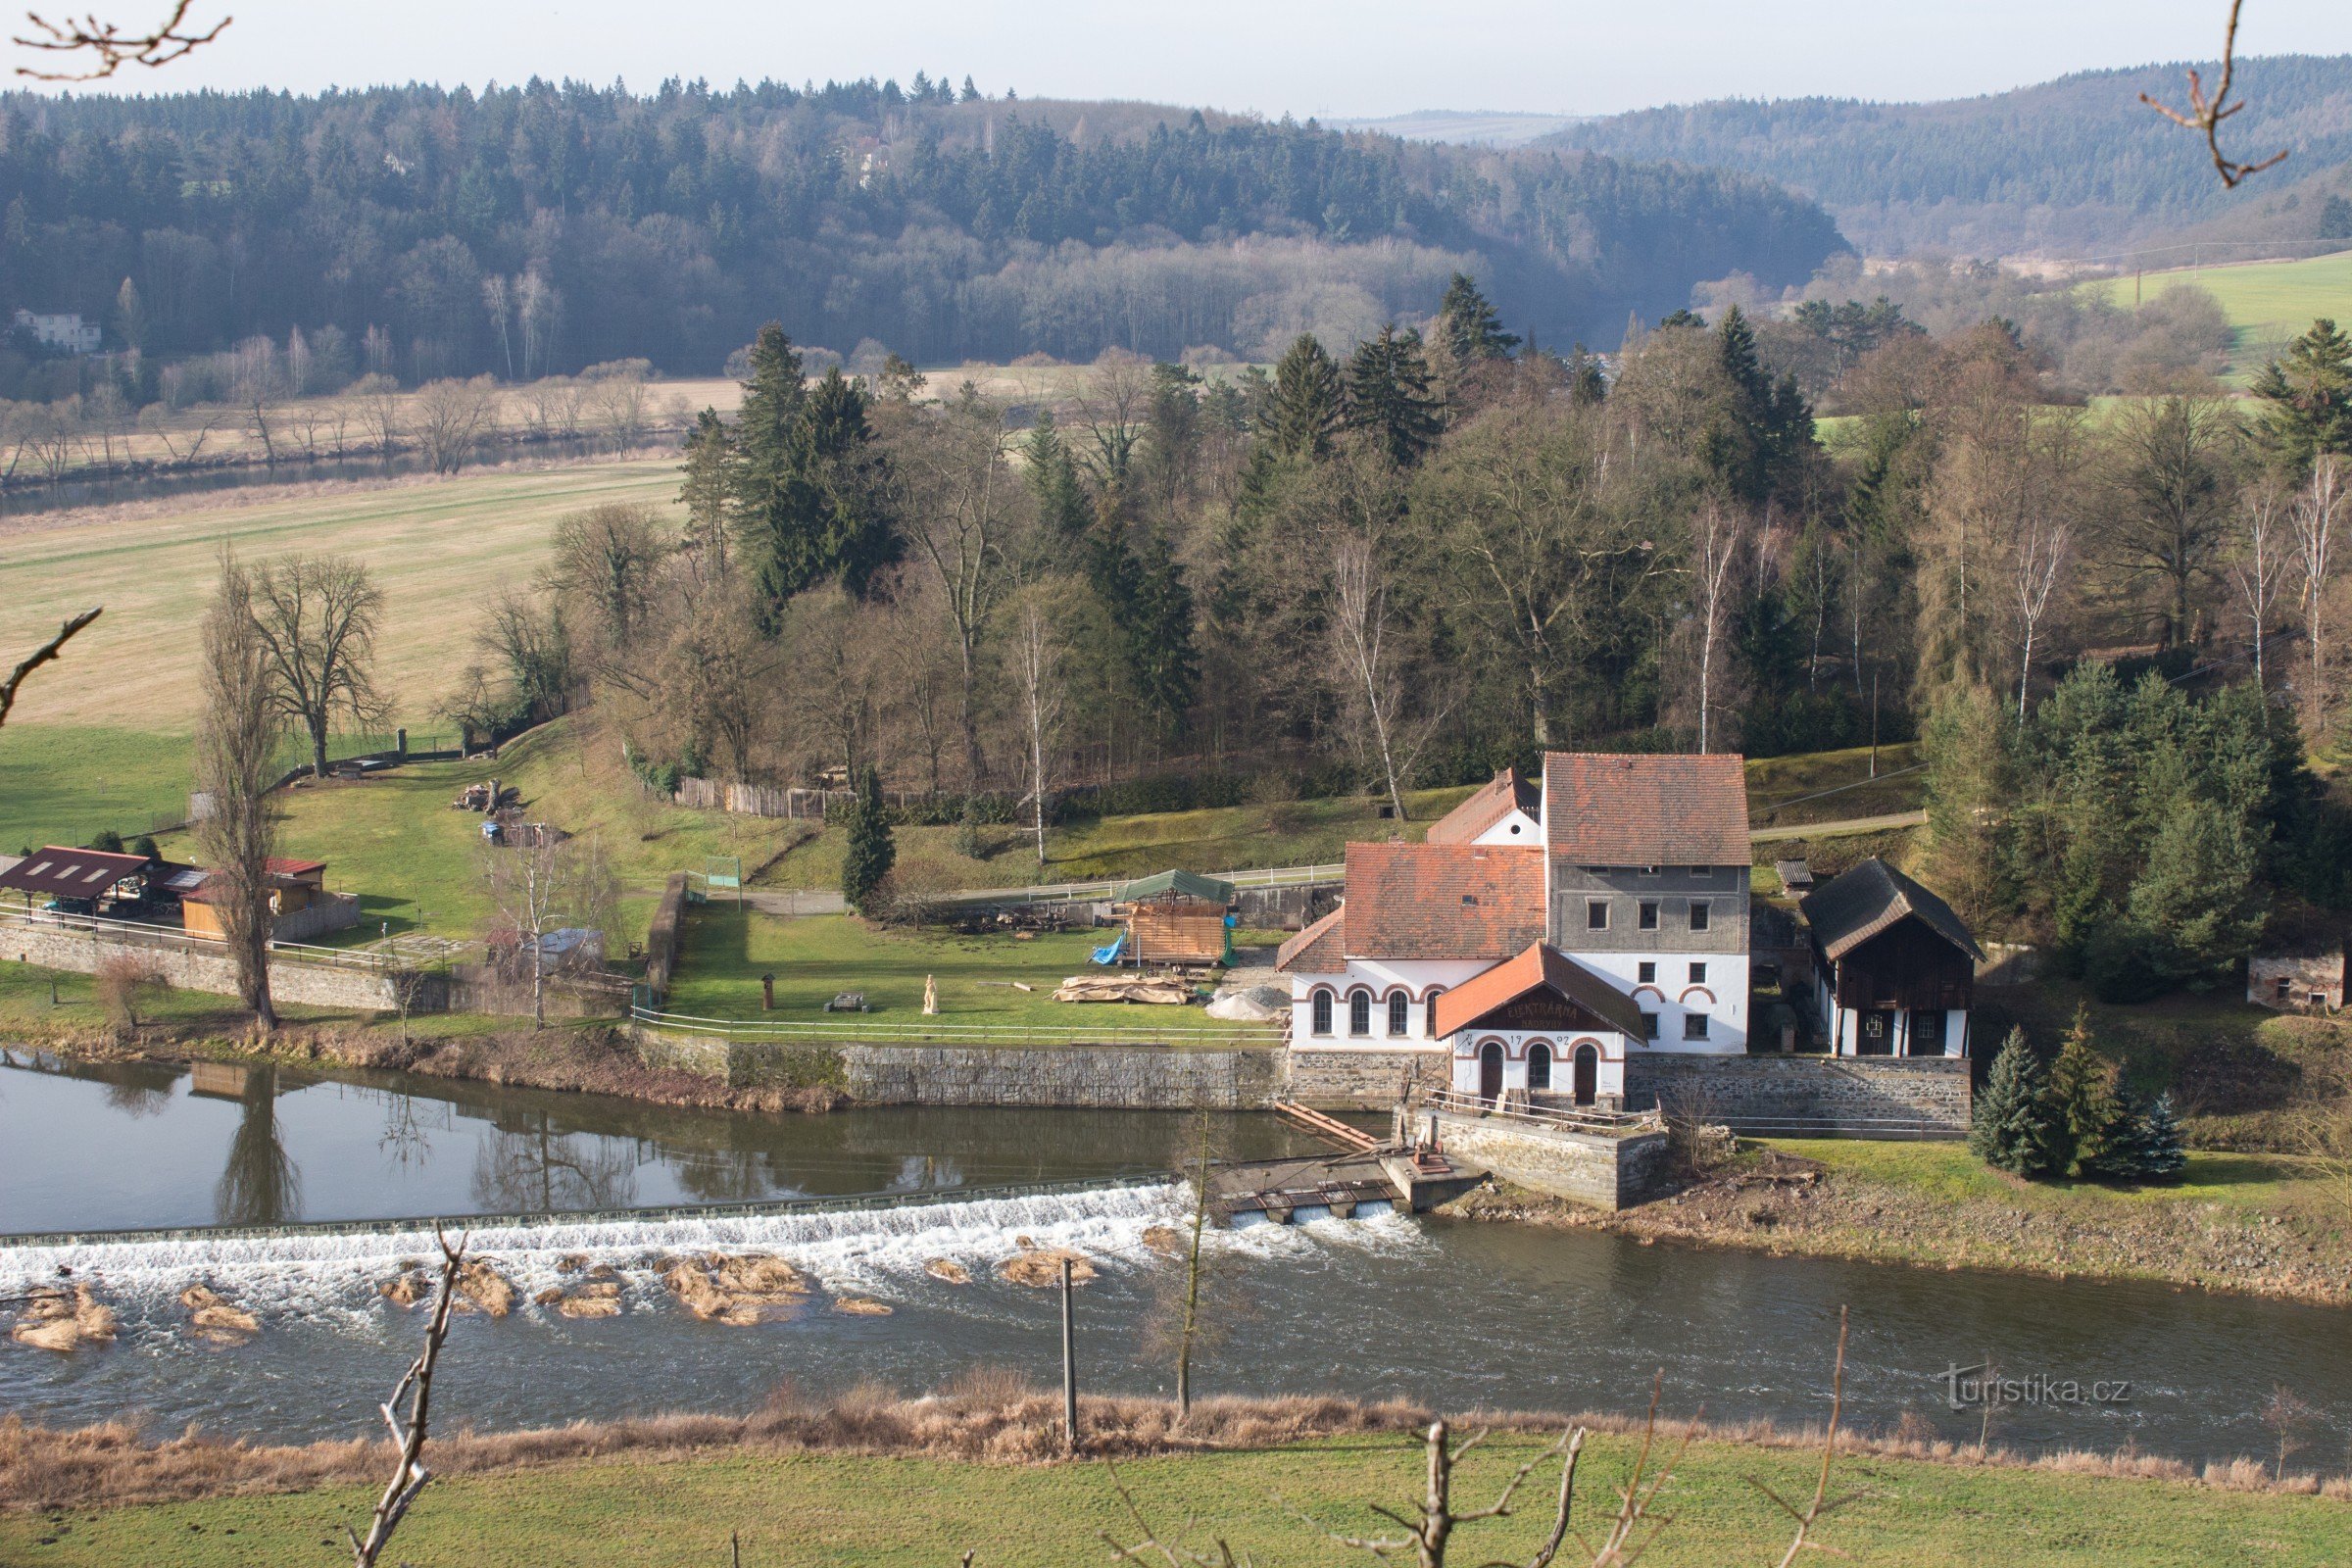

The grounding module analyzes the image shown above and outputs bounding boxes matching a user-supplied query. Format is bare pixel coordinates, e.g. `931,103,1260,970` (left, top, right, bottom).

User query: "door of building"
1907,1009,1946,1056
1478,1042,1503,1104
1572,1044,1598,1106
1857,1010,1894,1055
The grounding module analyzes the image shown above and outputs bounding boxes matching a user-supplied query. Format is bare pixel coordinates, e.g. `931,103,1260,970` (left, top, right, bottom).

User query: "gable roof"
1425,768,1542,845
1116,868,1234,906
1340,843,1544,960
1432,943,1649,1038
1801,858,1983,963
1275,904,1347,973
1542,752,1750,865
0,845,151,899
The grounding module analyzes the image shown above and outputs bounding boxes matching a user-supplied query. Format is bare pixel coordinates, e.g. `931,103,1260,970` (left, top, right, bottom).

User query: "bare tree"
414,377,500,474
249,555,389,778
0,607,101,733
2231,483,2292,694
347,1229,466,1568
1069,348,1154,484
1690,500,1744,753
1009,589,1067,865
196,550,281,1032
481,275,515,382
481,831,616,1029
2011,516,2074,718
2140,0,2289,188
515,272,562,382
588,369,653,455
13,0,227,79
233,335,282,468
2290,458,2345,735
1332,533,1441,822
894,393,1022,783
350,373,406,460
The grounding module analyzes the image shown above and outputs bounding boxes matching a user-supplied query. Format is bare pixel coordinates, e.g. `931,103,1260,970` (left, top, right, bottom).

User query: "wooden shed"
1108,869,1237,967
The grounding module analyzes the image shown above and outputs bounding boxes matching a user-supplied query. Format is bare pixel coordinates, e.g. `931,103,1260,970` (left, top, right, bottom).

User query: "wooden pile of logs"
1052,971,1197,1005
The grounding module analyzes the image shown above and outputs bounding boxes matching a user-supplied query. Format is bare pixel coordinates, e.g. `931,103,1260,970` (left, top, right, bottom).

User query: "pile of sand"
661,1252,810,1326
179,1284,260,1344
998,1247,1097,1288
923,1259,971,1285
11,1286,118,1353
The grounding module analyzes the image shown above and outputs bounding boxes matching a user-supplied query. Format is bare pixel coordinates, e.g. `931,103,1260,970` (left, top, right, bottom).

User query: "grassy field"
4,1436,2344,1567
0,457,685,730
2085,247,2352,381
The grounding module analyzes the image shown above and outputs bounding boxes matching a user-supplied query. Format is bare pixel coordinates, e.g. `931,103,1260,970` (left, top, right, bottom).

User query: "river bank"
3,1392,2345,1567
1446,1140,2352,1308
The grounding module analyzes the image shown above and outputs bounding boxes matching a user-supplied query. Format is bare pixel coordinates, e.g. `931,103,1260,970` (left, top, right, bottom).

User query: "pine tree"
2047,1004,2130,1177
1024,412,1092,539
1564,345,1607,407
1265,334,1344,461
2251,318,2352,470
799,367,897,598
677,407,734,578
731,322,809,628
1970,1026,2065,1178
1127,522,1200,738
838,765,896,914
1436,271,1519,363
1343,324,1443,468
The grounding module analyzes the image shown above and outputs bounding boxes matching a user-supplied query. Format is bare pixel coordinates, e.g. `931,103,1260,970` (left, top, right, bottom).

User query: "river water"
1,1052,2345,1466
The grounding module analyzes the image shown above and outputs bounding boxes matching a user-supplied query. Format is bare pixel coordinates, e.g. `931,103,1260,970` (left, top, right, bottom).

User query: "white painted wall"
1566,948,1749,1054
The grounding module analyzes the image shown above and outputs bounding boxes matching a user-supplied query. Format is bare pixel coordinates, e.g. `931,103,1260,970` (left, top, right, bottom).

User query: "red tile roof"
1341,843,1544,960
1275,904,1347,973
1425,768,1542,845
1542,752,1750,865
1431,943,1649,1038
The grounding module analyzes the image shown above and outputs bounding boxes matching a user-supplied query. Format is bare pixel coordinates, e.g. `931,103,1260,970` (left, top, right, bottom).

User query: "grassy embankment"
2084,247,2352,382
5,1421,2346,1567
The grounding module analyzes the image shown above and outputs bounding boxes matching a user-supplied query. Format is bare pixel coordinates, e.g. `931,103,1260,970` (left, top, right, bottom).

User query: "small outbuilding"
2248,944,2345,1012
0,846,157,914
1800,858,1981,1057
1101,869,1236,967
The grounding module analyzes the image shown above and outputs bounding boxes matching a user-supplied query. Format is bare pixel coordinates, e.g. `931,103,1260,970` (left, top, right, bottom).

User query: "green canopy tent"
1102,869,1238,967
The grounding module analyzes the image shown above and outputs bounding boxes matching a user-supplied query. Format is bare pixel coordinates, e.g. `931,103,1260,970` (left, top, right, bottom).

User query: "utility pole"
1059,1256,1079,1454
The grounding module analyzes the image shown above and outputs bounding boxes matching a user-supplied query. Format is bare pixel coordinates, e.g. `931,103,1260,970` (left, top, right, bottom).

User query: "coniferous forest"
0,77,1845,380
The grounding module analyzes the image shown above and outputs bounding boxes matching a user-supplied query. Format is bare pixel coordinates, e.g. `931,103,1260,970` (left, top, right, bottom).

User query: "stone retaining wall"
1285,1046,1448,1109
3,922,413,1011
1427,1109,1671,1210
1624,1054,1971,1135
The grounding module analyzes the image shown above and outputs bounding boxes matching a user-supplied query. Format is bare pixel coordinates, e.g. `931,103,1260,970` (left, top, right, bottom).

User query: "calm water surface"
1,1052,2346,1467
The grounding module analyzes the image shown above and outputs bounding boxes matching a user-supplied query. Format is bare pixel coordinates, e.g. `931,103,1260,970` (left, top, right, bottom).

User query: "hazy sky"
18,0,2348,117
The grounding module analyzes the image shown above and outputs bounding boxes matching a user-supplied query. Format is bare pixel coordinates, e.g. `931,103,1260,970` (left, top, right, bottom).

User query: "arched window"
1310,990,1333,1036
1527,1043,1552,1091
1387,991,1409,1036
1424,989,1445,1036
1348,989,1372,1037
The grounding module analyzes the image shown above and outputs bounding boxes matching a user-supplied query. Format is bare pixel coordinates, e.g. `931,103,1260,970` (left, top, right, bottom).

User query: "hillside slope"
1545,54,2352,257
0,80,1844,373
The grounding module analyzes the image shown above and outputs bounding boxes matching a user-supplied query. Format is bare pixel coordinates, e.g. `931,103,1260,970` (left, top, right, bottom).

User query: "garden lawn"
662,907,1277,1042
5,1437,2347,1568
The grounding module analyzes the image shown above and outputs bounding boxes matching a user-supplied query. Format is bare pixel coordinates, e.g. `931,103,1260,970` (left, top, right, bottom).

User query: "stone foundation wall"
1624,1054,1971,1135
1285,1046,1448,1108
3,922,413,1011
1428,1109,1671,1210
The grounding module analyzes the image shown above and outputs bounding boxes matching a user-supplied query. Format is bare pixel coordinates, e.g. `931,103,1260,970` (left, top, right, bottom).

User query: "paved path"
1750,808,1929,844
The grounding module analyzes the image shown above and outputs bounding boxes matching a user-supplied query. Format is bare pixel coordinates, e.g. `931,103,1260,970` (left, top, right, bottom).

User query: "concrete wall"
1285,1045,1450,1108
1624,1054,1971,1135
3,921,414,1011
1428,1109,1671,1210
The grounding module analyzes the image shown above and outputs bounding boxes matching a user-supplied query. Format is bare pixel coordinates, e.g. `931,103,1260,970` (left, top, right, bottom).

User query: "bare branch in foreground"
346,1227,466,1568
0,607,100,731
14,1,228,79
2138,0,2288,187
1746,1305,1861,1568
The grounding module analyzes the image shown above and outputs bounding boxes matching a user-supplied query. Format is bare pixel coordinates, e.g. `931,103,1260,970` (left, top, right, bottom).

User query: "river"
1,1051,2344,1466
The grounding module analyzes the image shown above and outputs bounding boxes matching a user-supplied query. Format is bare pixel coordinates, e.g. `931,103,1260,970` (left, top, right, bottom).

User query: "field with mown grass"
4,1432,2345,1567
2083,247,2352,381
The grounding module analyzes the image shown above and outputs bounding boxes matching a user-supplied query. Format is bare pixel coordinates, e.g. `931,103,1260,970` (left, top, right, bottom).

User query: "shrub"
93,953,169,1038
86,828,124,854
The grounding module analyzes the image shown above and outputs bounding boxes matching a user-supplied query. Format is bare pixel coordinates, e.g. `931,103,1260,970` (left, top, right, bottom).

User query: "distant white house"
11,309,101,355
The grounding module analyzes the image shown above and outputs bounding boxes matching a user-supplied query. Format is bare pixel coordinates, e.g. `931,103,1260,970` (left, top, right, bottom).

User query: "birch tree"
2291,458,2346,734
481,832,616,1029
1331,532,1439,821
2011,516,2073,718
1009,589,1066,865
1690,500,1744,753
2230,483,2291,694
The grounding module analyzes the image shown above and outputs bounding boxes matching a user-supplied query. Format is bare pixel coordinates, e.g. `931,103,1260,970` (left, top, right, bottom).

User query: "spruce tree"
678,407,734,577
1343,324,1443,468
2251,317,2352,469
1970,1026,2064,1177
1436,271,1519,363
731,322,809,628
799,367,898,598
838,765,896,915
1265,334,1345,461
1024,412,1092,539
1127,522,1200,738
2045,1004,2116,1175
2129,1093,2189,1183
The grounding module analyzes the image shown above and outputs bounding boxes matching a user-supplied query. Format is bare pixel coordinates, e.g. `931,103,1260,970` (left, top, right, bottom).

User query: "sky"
14,0,2348,117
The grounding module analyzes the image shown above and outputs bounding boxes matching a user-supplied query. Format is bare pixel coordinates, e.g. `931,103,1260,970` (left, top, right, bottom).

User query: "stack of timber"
1053,971,1197,1004
1120,901,1231,965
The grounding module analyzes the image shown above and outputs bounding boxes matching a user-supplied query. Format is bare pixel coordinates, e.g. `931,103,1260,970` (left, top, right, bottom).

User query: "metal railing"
631,1004,1282,1048
1715,1115,1965,1142
1424,1088,1664,1135
935,862,1347,908
0,906,410,971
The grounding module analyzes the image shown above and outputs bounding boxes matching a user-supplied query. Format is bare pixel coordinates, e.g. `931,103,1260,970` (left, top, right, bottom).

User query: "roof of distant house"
1801,857,1982,963
1543,752,1750,865
1424,767,1542,845
0,845,151,900
1340,843,1544,960
171,857,329,903
1431,941,1648,1039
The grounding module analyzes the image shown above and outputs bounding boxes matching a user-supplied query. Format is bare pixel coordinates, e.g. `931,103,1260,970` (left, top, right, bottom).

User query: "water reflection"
213,1064,301,1227
469,1115,642,1212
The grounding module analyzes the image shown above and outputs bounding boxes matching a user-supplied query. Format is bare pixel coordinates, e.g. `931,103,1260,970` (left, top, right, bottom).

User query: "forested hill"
0,79,1843,377
1545,55,2352,257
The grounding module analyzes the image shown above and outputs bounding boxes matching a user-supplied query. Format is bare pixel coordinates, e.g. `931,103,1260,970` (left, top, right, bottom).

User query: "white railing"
1424,1088,1664,1135
631,1004,1282,1048
0,906,411,971
935,862,1347,907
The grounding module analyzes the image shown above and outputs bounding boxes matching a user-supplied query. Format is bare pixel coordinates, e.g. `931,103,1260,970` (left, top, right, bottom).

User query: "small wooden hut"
1108,869,1236,967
